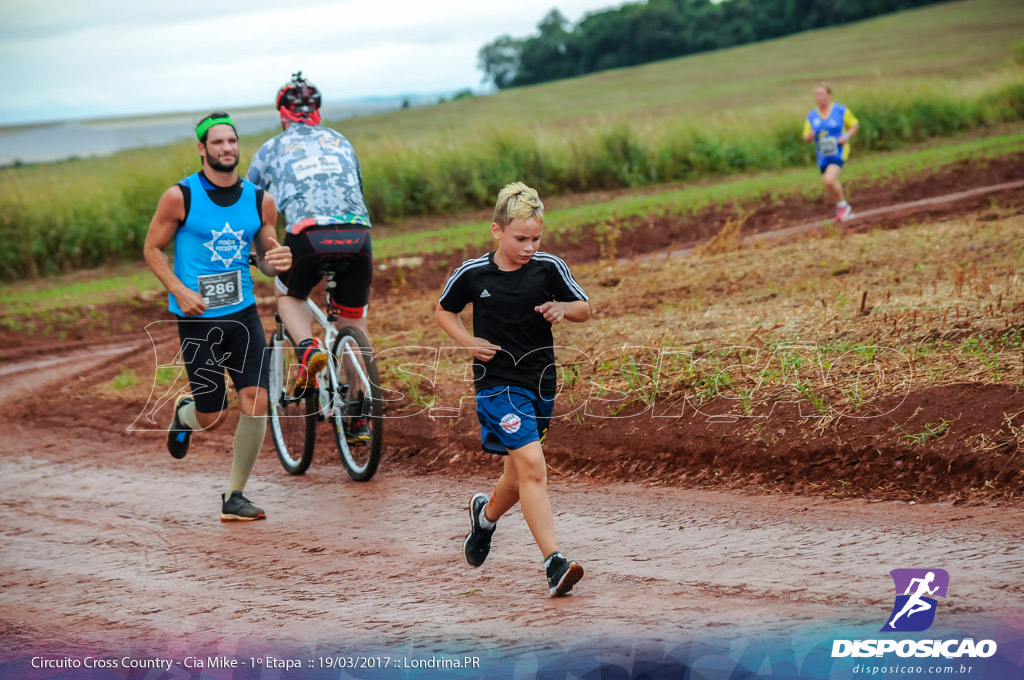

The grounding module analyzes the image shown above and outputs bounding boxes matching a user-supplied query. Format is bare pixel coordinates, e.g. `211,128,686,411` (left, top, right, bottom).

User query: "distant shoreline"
0,96,435,166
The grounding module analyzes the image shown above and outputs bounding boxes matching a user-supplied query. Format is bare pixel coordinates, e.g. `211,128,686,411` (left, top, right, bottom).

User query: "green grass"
3,126,1021,312
354,72,1024,222
902,419,954,445
1,0,1023,280
110,368,140,390
0,255,279,315
339,0,1024,141
0,265,162,316
374,129,1024,258
154,366,181,388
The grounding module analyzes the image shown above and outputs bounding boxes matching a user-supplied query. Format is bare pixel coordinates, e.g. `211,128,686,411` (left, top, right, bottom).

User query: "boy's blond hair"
493,181,544,228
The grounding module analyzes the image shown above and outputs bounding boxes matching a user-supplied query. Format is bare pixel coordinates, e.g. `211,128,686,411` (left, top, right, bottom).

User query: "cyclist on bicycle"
247,71,373,444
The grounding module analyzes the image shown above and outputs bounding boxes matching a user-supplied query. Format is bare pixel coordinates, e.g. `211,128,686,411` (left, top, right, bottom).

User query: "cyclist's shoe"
292,339,327,395
836,204,854,222
546,552,584,597
346,417,372,446
220,491,266,522
464,493,496,567
166,394,195,459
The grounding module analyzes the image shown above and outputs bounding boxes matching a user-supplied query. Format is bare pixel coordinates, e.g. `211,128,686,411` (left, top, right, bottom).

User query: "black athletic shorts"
175,304,269,414
277,225,373,319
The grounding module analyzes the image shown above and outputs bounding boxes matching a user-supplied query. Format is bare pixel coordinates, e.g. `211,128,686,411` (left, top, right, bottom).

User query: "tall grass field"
1,0,1022,280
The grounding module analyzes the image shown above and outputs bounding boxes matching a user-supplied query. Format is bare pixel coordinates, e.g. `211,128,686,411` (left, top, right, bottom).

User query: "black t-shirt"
439,251,588,396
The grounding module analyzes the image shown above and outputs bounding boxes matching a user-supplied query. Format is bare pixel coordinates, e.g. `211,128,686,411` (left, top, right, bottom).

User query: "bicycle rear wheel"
268,327,316,475
331,326,384,481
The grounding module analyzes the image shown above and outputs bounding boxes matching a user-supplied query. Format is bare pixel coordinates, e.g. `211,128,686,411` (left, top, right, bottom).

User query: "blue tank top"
169,173,261,318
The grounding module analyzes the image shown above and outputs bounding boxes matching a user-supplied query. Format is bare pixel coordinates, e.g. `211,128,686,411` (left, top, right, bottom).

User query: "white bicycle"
267,269,383,480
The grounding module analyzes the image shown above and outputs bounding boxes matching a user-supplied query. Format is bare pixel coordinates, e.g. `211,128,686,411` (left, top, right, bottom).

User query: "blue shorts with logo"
819,157,844,173
476,386,553,455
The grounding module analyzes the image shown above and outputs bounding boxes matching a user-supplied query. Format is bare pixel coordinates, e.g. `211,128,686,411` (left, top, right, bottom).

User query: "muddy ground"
1,155,1022,666
1,350,1021,659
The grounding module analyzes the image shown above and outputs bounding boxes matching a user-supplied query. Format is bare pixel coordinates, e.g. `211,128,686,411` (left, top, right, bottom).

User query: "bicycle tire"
331,325,384,481
268,328,317,475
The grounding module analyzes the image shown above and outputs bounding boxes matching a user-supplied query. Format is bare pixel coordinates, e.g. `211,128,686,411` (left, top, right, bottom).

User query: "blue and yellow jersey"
804,104,858,167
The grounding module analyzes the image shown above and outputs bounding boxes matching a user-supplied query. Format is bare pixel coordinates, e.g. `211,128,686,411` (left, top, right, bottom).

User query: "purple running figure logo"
881,568,949,632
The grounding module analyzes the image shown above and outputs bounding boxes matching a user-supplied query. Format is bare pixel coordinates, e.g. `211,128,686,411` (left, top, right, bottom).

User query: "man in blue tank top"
144,112,292,522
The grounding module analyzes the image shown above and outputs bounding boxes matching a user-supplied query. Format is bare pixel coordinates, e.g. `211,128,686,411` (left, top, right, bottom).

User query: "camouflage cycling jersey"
246,122,371,229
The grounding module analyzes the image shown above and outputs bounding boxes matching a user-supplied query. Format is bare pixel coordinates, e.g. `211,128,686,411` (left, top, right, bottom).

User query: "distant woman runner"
803,82,859,222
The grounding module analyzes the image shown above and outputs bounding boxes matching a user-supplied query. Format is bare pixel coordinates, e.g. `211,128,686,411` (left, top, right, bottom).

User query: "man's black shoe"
167,394,194,459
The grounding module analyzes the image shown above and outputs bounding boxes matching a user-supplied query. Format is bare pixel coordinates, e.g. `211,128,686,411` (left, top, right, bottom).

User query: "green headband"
195,116,235,141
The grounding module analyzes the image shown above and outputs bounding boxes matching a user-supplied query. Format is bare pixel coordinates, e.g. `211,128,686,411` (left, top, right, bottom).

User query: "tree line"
479,0,949,89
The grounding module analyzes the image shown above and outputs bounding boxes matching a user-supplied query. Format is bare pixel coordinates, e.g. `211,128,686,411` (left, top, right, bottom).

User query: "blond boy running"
435,182,591,596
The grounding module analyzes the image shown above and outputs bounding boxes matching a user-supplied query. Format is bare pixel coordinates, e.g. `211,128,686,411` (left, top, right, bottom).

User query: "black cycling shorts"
277,226,373,319
175,304,269,414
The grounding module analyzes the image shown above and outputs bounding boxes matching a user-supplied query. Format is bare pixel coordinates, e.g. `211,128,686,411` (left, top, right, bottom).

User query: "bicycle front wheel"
331,326,384,481
268,328,316,475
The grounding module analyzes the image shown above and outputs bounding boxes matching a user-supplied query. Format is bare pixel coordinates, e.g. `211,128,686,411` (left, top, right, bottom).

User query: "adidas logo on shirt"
480,289,491,298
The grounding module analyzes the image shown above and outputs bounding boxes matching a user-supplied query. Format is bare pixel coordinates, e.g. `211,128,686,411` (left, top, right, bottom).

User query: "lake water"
0,100,406,166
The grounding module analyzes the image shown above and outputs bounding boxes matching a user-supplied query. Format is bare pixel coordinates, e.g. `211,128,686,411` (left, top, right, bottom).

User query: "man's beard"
208,156,238,172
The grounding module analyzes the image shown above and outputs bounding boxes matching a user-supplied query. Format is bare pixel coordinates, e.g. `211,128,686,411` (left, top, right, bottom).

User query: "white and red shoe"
835,204,855,222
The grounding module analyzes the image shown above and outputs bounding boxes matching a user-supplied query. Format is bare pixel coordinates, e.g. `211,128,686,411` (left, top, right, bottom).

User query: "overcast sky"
0,0,623,126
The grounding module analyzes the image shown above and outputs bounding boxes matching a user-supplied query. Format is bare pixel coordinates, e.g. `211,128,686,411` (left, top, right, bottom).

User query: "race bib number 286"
197,270,243,309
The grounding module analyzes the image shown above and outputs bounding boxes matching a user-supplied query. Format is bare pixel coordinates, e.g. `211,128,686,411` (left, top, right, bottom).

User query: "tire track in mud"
364,153,1024,294
0,342,145,406
629,178,1024,263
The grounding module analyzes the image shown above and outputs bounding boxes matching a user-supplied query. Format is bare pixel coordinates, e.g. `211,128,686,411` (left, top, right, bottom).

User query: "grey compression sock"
226,413,266,497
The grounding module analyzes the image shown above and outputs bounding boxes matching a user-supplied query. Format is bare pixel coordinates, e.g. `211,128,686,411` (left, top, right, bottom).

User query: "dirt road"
2,163,1023,670
1,349,1021,660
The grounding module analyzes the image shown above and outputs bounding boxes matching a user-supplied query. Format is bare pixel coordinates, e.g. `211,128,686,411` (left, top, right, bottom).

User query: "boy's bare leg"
506,441,558,557
487,455,520,521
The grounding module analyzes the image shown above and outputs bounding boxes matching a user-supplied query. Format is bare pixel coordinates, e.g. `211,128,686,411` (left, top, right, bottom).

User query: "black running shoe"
546,552,584,597
220,491,266,522
463,493,496,567
166,394,194,459
346,417,372,446
293,340,327,395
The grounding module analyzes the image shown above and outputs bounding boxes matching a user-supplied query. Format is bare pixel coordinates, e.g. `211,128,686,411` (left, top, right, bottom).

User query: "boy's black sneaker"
167,394,195,459
463,493,495,567
546,552,584,597
220,491,266,522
